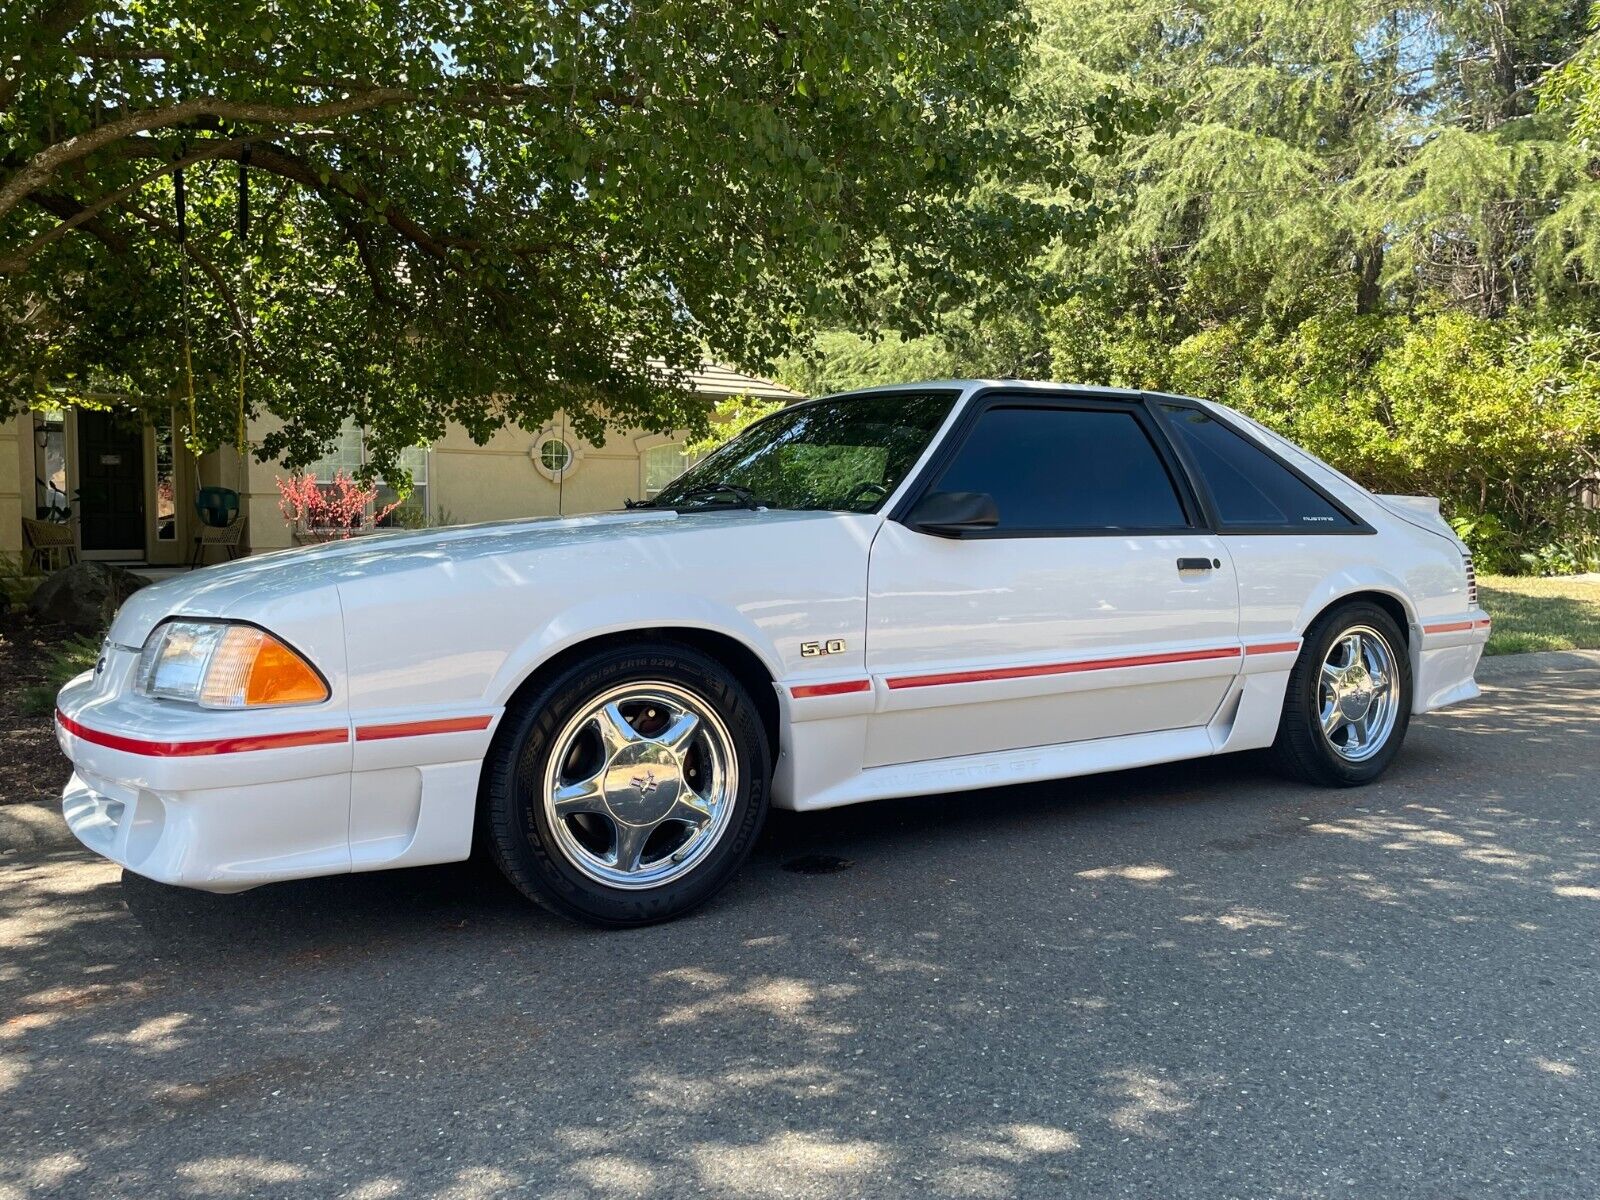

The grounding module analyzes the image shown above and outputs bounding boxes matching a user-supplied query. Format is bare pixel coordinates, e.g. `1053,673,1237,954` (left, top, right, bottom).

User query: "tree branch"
23,189,130,257
0,89,421,222
0,81,637,224
0,136,255,272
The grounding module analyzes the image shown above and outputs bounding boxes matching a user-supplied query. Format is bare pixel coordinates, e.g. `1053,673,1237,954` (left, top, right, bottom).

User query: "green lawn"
1478,575,1600,656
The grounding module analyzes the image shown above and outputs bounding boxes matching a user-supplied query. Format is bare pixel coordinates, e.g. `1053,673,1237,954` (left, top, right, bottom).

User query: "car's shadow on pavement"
110,750,1292,958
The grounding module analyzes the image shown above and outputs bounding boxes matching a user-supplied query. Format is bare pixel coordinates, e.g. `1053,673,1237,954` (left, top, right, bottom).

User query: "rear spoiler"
1377,494,1461,545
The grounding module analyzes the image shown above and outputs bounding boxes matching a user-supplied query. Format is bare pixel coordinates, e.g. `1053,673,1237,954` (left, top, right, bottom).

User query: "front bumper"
60,764,353,892
55,654,357,890
55,652,498,891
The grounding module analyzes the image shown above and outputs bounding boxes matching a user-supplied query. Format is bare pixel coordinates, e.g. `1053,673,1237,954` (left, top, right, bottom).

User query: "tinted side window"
933,406,1188,532
1161,405,1354,529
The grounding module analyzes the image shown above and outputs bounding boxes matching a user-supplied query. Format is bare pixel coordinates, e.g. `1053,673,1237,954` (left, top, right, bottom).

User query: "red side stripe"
886,645,1242,691
355,715,494,741
57,711,348,757
1423,620,1476,634
1474,618,1492,630
1244,641,1301,656
790,679,872,699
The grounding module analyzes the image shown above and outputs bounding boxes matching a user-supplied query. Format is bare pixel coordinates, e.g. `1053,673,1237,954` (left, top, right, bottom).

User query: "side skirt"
776,667,1295,813
787,725,1218,812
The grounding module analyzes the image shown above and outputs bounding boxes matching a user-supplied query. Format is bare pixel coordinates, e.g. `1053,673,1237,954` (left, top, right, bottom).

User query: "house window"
154,409,178,540
33,411,68,521
538,438,574,474
305,421,431,527
642,442,691,498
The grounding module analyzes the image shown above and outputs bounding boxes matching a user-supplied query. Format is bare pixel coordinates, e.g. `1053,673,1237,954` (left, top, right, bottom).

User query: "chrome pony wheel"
1317,625,1399,763
539,681,739,890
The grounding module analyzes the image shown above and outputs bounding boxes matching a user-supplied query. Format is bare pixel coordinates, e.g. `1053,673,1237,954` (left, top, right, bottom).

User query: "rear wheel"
480,642,770,927
1271,601,1412,787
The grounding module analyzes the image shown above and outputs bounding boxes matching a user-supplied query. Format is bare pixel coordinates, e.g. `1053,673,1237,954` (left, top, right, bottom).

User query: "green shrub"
1047,306,1600,573
18,634,103,717
0,552,42,611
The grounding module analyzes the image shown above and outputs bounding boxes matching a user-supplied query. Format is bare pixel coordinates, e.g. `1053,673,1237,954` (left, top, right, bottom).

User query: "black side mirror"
905,490,1000,538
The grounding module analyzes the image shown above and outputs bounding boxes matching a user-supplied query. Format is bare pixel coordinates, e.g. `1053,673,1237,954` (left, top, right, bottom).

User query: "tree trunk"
1355,237,1384,315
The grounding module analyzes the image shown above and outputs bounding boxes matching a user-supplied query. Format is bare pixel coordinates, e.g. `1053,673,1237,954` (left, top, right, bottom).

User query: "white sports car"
57,381,1489,926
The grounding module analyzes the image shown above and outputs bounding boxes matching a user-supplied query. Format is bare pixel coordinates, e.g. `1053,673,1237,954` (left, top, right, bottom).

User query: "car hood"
108,508,841,647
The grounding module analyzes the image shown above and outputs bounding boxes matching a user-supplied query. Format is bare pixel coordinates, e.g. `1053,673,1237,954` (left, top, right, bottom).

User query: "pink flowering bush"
276,472,398,538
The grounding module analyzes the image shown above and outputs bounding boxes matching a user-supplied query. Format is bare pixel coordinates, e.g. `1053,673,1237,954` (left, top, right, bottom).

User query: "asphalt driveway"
2,655,1597,1199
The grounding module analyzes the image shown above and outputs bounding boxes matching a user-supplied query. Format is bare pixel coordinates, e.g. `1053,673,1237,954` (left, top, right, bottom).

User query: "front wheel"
480,642,770,927
1270,602,1412,787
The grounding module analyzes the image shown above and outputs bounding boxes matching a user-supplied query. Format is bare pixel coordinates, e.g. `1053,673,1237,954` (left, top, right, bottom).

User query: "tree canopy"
782,0,1600,570
0,0,1123,476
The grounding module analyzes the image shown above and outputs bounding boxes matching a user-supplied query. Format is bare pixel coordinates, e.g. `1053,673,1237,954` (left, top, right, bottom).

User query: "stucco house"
1,364,801,567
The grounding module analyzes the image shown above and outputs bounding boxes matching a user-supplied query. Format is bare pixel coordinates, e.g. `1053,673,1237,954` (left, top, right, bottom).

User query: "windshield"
650,390,958,513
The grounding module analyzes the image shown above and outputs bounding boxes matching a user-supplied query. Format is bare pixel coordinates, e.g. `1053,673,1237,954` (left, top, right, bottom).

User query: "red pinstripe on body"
1244,641,1301,655
354,715,494,741
789,679,873,699
884,645,1244,690
56,711,348,756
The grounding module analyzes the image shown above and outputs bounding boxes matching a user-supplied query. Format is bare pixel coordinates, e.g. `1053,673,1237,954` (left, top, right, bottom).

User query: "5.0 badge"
799,639,847,658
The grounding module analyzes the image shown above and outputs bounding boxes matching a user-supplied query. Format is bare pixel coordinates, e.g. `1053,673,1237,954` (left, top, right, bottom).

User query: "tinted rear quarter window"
934,406,1188,532
1160,405,1354,529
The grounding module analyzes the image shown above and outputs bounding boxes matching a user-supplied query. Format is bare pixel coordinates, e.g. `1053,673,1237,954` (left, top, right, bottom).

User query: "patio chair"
21,517,77,572
191,514,247,567
195,487,240,528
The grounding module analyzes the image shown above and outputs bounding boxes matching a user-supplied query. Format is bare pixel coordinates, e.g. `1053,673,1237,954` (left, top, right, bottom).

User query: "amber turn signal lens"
198,626,329,708
246,633,329,706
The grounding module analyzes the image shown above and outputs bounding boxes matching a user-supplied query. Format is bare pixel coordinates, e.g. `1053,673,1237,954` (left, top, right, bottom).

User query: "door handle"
1177,557,1220,572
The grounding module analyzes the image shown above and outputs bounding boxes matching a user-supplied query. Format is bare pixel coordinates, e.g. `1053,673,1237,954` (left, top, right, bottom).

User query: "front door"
77,410,146,555
864,394,1241,768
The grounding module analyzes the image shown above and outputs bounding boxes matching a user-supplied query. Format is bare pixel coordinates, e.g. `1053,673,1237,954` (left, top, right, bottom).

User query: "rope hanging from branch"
235,145,251,465
174,165,198,447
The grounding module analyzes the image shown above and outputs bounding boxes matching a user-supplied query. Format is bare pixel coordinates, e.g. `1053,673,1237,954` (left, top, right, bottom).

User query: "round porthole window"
530,432,582,481
538,438,572,473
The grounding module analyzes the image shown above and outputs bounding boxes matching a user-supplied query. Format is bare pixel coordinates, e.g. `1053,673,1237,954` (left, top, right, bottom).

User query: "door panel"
864,524,1241,767
77,410,145,554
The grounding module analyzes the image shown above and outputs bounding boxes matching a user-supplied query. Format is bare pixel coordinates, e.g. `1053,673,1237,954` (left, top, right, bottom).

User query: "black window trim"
1146,394,1375,536
890,387,1206,539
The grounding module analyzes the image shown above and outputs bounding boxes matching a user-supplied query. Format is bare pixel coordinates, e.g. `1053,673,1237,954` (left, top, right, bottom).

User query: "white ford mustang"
57,381,1488,926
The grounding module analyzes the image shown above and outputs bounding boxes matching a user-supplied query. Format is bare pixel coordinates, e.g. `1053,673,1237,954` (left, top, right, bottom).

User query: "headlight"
136,620,329,708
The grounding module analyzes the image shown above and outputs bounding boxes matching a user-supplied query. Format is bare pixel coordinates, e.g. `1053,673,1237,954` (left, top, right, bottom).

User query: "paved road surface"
2,656,1597,1199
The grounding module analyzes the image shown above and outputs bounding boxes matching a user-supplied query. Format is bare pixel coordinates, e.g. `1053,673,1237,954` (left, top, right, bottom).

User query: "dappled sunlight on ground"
1,663,1597,1196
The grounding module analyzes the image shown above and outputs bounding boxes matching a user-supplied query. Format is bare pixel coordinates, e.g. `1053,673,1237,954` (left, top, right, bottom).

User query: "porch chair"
20,517,77,572
191,488,246,566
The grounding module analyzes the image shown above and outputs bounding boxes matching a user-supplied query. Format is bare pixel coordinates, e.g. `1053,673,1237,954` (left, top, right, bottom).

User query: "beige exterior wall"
238,415,689,552
1,414,22,556
429,422,656,524
5,410,691,560
7,367,800,562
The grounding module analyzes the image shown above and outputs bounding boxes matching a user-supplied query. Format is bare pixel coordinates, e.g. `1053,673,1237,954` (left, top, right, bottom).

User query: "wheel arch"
494,624,782,768
1296,574,1418,650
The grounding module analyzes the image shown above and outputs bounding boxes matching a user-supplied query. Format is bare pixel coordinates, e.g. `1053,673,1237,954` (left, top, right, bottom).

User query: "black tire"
479,640,770,927
1270,601,1412,787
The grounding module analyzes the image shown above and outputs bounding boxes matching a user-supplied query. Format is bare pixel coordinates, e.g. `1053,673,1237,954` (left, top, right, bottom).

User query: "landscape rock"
27,561,149,632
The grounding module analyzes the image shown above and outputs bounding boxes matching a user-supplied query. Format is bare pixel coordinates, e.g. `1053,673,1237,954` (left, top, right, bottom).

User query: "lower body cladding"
55,623,1485,892
55,685,501,893
772,625,1485,812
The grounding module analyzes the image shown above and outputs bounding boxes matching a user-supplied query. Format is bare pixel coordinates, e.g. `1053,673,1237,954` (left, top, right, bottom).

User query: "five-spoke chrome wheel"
539,681,738,889
1317,625,1399,762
